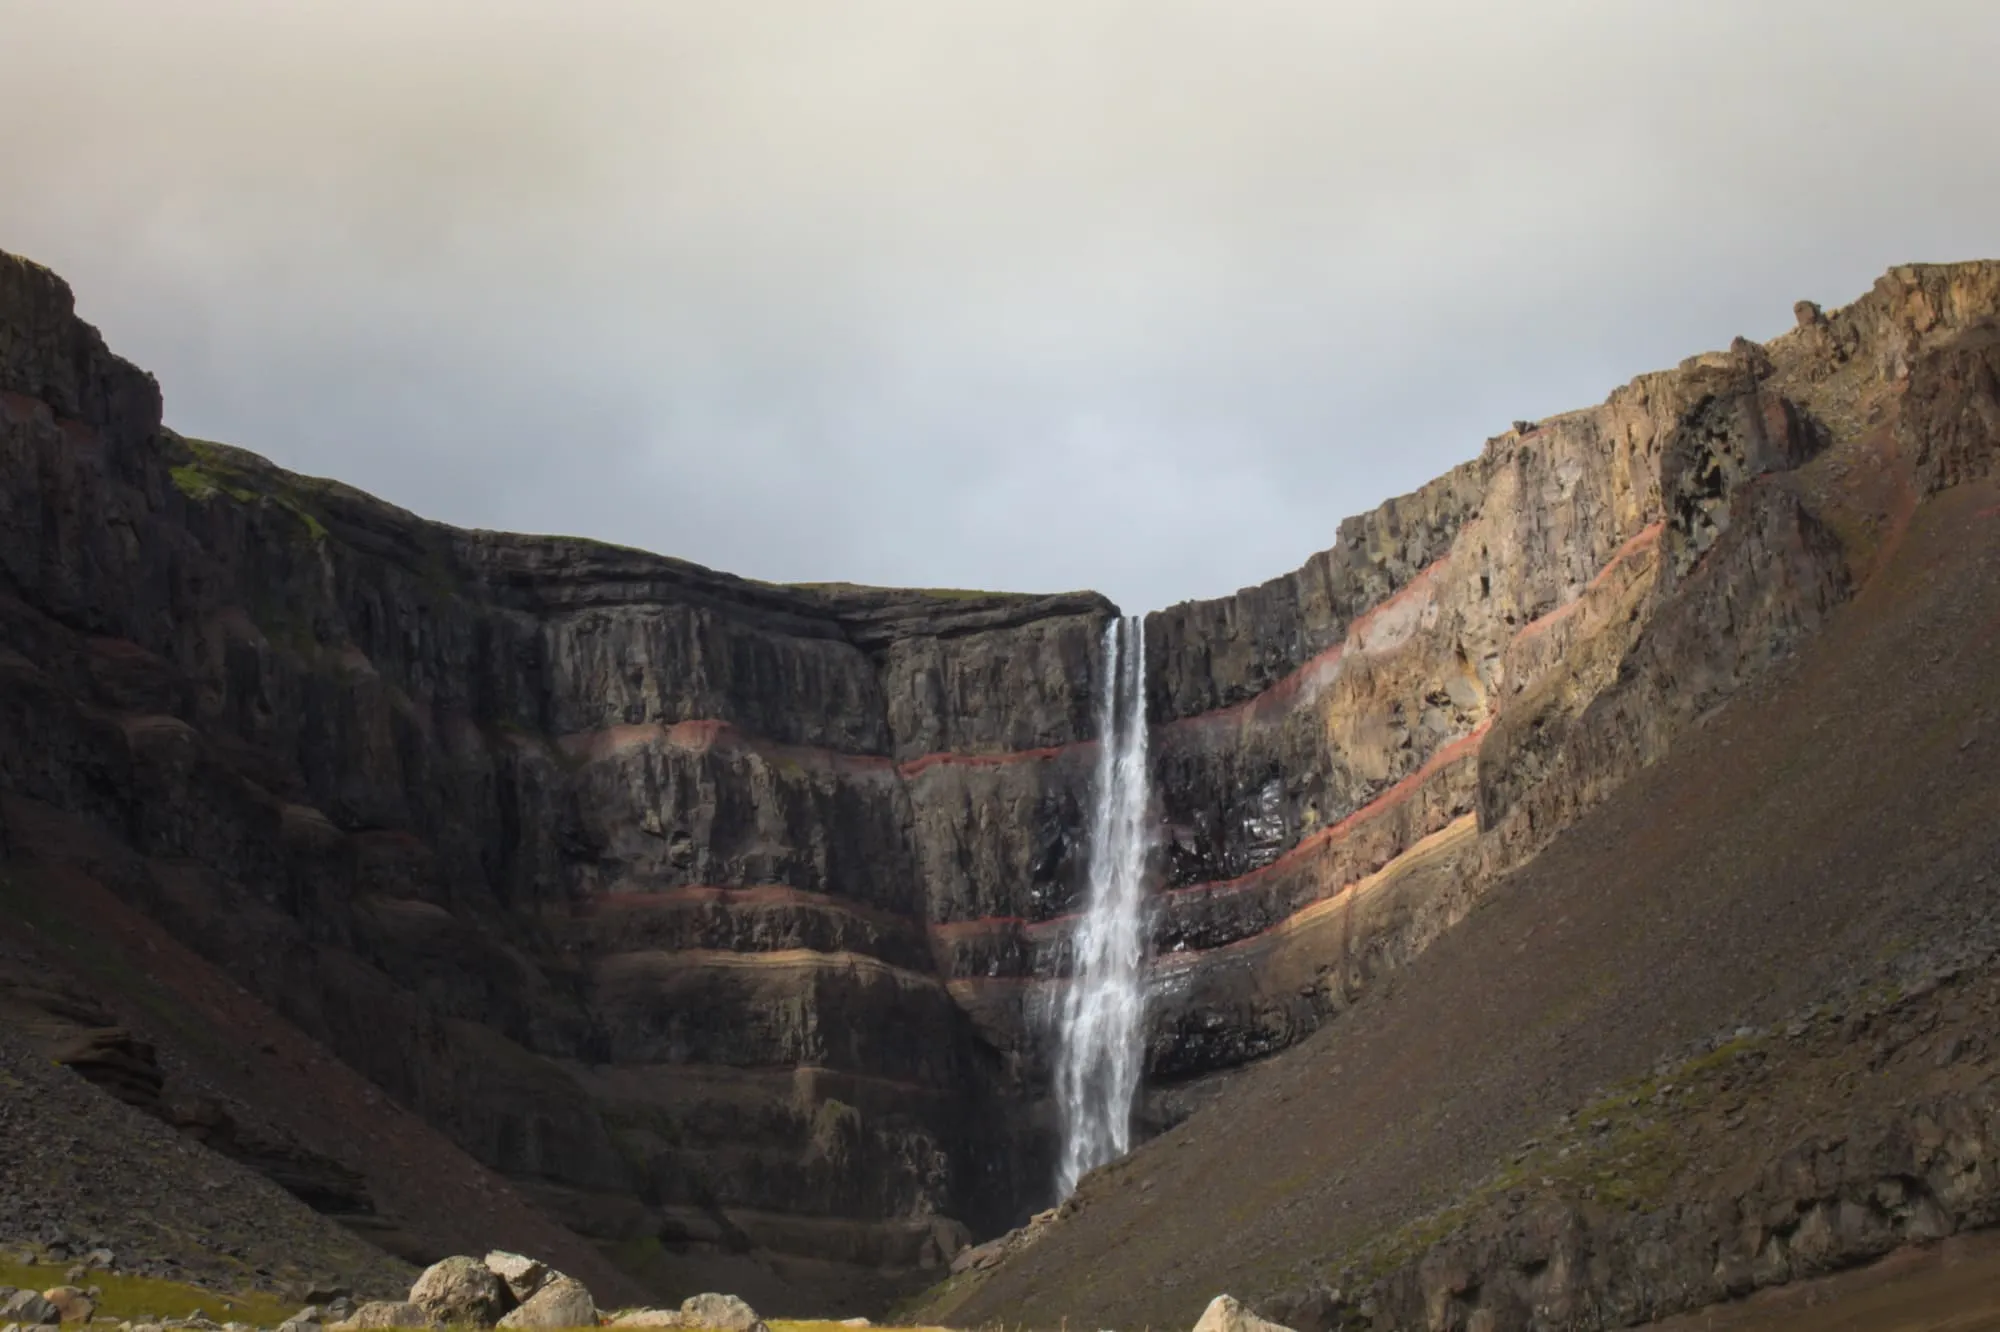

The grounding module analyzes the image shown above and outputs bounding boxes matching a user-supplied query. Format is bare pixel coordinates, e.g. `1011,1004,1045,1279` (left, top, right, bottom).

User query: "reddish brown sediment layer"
1161,558,1454,736
1510,522,1664,645
1154,813,1481,972
1166,720,1489,907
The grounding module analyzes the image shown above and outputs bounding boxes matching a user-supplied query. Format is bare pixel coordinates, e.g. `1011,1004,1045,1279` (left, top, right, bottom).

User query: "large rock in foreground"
483,1253,553,1304
409,1257,510,1326
496,1277,597,1329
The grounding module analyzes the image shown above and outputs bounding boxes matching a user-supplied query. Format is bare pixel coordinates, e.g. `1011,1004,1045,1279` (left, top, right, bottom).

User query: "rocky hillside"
917,269,2000,1330
3,246,1997,1323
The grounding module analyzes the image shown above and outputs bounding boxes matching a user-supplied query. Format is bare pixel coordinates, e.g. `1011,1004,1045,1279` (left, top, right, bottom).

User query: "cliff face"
0,247,1119,1307
3,247,1996,1314
921,266,2000,1332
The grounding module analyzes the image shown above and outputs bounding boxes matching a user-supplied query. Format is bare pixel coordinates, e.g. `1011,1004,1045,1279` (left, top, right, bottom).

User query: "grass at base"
0,1262,963,1331
771,1323,957,1332
0,1262,296,1326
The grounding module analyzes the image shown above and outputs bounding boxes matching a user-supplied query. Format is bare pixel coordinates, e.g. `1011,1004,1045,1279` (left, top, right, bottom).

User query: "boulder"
1191,1295,1294,1332
409,1257,510,1325
607,1315,683,1329
496,1278,596,1329
675,1295,761,1332
0,1291,58,1325
330,1302,435,1330
38,1290,91,1324
482,1254,552,1304
480,1248,552,1304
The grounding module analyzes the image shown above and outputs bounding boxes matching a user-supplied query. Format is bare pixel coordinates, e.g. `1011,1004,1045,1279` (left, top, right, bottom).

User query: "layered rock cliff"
3,247,1996,1316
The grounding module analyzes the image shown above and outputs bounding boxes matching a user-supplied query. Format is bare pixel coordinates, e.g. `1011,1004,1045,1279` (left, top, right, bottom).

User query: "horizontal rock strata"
5,245,1998,1311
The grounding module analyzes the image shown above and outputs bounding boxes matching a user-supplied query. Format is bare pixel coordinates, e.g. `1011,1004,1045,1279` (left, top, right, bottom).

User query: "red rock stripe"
929,723,1490,938
1509,522,1664,645
552,525,1654,774
1160,557,1453,734
1151,814,1479,971
576,882,917,930
896,742,1088,778
1158,719,1489,905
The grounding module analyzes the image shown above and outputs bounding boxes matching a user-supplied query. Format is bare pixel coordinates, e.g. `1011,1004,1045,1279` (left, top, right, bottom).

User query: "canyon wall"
3,247,1996,1309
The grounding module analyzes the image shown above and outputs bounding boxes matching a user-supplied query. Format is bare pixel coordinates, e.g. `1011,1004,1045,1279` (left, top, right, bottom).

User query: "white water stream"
1053,615,1154,1198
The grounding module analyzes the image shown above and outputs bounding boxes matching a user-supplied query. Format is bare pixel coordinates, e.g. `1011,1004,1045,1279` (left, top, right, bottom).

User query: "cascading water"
1053,614,1154,1198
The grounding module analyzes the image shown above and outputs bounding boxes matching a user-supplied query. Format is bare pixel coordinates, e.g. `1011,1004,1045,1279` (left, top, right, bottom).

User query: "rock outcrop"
6,244,1999,1316
910,268,2000,1331
1192,1294,1295,1332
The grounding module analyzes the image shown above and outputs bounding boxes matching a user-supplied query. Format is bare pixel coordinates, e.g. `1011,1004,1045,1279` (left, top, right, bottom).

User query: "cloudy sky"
2,3,1995,611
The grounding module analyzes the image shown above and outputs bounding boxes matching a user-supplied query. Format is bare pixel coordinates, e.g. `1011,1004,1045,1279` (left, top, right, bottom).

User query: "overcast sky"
2,3,1995,611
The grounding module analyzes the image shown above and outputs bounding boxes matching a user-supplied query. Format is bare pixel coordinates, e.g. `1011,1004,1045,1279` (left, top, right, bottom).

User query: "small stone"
0,1292,59,1326
675,1295,761,1332
608,1314,684,1329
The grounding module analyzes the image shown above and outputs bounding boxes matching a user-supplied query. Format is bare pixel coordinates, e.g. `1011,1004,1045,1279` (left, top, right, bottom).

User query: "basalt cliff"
2,248,1998,1324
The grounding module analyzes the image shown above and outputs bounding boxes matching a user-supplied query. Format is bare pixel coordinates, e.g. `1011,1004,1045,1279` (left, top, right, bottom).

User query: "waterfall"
1053,614,1154,1198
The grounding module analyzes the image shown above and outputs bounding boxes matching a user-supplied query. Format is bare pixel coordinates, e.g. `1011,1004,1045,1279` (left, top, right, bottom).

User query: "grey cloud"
1,1,1995,610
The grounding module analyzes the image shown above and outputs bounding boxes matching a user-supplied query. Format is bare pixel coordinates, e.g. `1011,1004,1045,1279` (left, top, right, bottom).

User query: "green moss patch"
0,1261,296,1326
169,437,329,542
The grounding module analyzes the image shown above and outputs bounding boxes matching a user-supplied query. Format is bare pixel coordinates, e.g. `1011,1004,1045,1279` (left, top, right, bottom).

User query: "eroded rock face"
4,246,1997,1302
